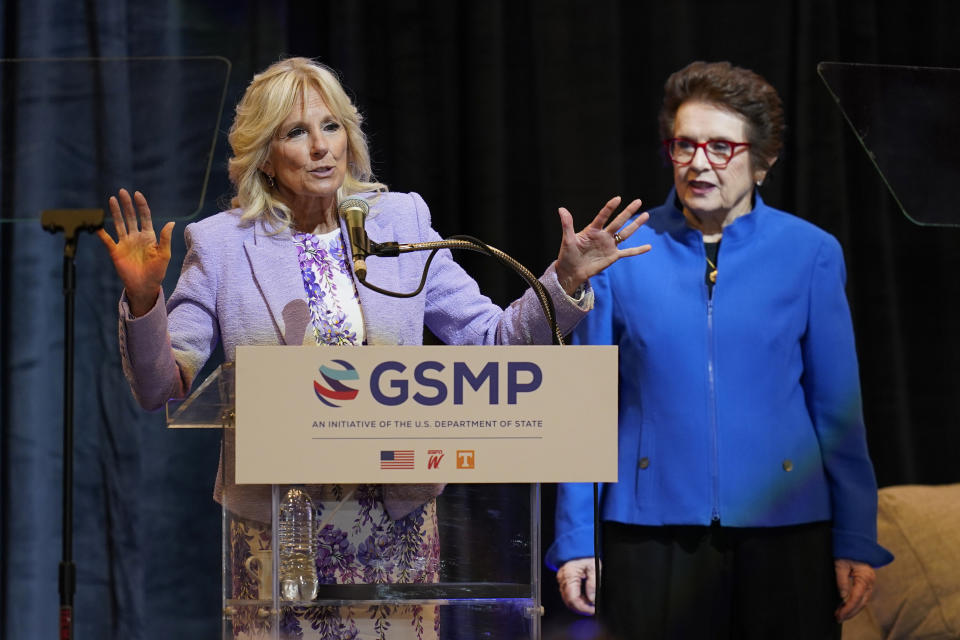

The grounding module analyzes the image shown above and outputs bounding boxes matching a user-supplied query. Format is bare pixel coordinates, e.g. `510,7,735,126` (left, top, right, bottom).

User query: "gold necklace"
706,256,718,284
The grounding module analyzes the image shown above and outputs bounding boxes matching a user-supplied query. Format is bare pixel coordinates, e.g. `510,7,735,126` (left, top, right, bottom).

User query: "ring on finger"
613,232,623,244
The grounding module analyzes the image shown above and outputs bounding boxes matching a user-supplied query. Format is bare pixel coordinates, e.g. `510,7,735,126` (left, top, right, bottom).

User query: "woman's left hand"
555,196,652,295
834,558,875,621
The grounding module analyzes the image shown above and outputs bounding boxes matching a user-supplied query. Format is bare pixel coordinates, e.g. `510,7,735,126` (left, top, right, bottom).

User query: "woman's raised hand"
554,196,652,295
96,189,175,317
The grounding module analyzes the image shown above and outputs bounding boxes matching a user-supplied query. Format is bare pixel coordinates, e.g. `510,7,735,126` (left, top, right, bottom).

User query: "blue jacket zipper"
706,260,721,522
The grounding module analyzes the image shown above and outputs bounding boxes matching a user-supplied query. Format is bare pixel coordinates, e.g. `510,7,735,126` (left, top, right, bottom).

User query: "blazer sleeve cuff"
120,288,164,321
545,524,598,571
118,289,182,410
832,528,895,568
539,262,594,339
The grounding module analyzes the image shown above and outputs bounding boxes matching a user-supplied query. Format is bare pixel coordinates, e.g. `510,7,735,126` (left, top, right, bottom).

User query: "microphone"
338,198,371,280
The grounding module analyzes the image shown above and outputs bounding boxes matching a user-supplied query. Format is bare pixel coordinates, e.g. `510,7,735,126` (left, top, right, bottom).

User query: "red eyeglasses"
662,138,751,169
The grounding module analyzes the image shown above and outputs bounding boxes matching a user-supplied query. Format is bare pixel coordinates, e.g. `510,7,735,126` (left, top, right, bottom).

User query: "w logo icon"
427,449,444,469
313,359,360,408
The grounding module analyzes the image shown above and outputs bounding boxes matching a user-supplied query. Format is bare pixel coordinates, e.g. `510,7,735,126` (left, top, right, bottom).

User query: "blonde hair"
227,57,386,230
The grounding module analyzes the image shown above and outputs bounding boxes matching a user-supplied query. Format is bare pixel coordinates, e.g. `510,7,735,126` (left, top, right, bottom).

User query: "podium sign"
235,345,617,484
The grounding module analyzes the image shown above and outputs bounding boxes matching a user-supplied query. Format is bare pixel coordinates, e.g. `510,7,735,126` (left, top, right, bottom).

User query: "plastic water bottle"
277,486,318,601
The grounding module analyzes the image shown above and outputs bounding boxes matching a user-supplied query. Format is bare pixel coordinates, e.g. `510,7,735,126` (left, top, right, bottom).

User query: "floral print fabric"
230,486,440,640
293,229,365,346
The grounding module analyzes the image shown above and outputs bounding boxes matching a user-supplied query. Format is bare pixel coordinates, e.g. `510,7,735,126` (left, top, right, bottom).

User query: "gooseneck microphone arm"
365,236,563,346
337,198,564,346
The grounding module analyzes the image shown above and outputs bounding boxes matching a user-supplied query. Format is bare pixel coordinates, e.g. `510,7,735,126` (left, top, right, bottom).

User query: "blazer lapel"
243,224,313,346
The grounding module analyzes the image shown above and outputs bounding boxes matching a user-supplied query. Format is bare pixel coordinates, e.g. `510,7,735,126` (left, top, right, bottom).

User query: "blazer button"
782,459,794,472
638,457,650,470
397,337,405,345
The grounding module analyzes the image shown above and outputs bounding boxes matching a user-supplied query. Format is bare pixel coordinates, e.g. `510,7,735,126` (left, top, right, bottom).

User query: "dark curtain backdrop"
2,1,959,638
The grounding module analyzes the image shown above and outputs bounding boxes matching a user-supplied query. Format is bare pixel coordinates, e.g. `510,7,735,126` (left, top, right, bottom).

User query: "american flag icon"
380,450,415,469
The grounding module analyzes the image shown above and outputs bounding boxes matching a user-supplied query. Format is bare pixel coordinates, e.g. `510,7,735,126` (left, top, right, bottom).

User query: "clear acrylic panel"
166,362,235,429
220,482,541,640
817,62,960,227
168,366,542,639
0,57,230,222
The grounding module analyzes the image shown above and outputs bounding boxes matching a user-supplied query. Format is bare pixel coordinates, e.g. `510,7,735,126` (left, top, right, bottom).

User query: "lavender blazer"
118,191,592,520
119,191,592,410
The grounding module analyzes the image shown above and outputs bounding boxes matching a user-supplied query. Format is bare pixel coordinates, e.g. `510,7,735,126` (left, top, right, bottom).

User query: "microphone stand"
594,482,601,616
351,218,609,613
359,237,565,346
356,234,605,609
40,208,104,640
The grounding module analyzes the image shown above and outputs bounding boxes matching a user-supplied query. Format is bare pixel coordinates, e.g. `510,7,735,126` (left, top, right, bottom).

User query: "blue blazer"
547,191,892,569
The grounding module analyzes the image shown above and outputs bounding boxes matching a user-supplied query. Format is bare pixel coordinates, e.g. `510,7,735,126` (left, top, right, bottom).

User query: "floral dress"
230,229,441,640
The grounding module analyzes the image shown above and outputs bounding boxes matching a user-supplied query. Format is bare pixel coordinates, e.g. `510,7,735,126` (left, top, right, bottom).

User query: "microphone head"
339,198,371,274
338,198,370,218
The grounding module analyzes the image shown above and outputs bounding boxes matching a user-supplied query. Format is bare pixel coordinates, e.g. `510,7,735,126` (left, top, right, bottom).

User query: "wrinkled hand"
96,188,175,317
835,558,875,622
555,196,652,294
557,557,597,615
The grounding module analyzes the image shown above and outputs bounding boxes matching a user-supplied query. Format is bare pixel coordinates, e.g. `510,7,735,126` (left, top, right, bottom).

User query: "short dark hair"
658,61,785,171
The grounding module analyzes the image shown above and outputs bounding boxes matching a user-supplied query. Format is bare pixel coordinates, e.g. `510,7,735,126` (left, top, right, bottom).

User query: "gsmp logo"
313,359,360,408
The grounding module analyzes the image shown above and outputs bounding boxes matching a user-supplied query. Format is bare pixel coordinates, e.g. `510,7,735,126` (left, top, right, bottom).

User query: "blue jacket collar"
656,187,767,247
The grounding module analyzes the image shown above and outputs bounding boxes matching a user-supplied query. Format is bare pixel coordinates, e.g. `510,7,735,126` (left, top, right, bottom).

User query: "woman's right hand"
557,557,597,615
96,188,175,317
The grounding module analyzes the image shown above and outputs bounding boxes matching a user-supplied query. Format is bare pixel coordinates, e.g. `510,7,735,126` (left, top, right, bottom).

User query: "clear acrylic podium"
167,363,543,640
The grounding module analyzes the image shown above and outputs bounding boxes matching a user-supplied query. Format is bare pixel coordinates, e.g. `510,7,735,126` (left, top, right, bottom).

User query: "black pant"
598,521,841,640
